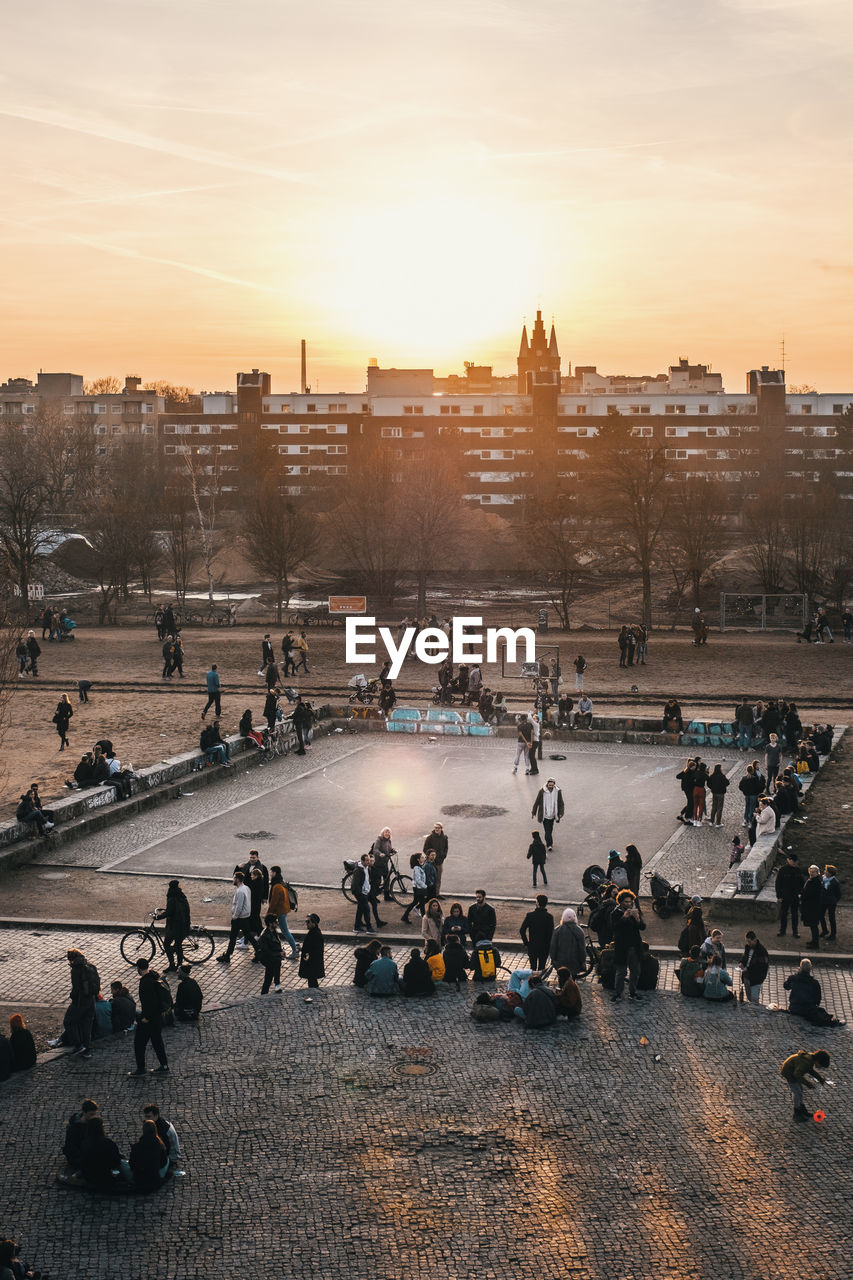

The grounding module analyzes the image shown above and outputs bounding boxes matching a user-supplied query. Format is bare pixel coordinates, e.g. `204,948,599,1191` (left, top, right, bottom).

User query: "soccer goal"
719,592,808,632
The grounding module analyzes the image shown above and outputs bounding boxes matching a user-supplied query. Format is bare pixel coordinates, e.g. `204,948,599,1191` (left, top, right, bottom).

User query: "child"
729,835,744,867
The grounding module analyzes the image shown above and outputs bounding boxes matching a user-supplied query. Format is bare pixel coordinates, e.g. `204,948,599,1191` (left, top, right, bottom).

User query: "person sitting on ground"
637,941,660,990
470,992,501,1023
92,989,113,1039
109,981,137,1033
470,937,501,983
402,947,435,997
696,955,734,1002
729,835,745,867
8,1014,36,1071
77,1115,125,1190
65,750,96,790
552,966,582,1019
0,1236,42,1280
353,939,382,988
142,1102,180,1164
441,934,470,985
677,946,705,997
678,901,706,956
423,939,445,984
784,958,845,1026
441,902,471,948
128,1119,170,1192
174,964,203,1022
521,973,558,1028
0,1029,11,1082
365,945,400,996
62,1099,99,1171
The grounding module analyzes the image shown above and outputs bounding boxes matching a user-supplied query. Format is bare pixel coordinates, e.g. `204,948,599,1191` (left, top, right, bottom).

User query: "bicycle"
341,856,413,907
120,911,216,966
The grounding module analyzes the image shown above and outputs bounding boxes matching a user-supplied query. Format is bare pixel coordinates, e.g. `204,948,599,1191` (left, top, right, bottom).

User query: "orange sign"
328,596,367,614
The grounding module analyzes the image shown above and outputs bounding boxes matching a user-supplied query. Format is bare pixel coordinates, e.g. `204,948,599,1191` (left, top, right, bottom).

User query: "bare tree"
522,492,598,628
589,418,670,627
0,422,54,613
242,478,320,622
400,446,467,617
327,446,405,605
658,476,729,622
744,473,788,593
163,476,198,607
184,448,221,605
83,375,122,394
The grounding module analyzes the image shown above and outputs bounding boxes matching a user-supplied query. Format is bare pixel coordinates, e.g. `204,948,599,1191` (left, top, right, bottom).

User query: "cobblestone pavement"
0,928,850,1280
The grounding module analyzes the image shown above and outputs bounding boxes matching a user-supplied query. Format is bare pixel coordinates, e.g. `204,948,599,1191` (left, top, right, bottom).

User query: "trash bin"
538,609,548,633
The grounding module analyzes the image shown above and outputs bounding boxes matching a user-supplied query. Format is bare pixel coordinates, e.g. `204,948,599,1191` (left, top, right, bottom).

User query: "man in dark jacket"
611,894,646,1002
519,894,555,970
109,981,137,1033
174,964,204,1021
352,854,374,933
129,958,169,1077
67,950,99,1058
522,975,557,1028
468,890,496,942
783,958,845,1026
423,822,449,895
292,696,314,755
163,879,191,970
776,852,805,938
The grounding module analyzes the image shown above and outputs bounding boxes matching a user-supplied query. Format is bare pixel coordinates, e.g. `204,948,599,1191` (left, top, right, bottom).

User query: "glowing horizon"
3,0,853,393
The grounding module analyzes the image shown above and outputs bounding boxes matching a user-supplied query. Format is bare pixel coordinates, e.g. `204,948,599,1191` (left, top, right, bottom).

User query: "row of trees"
0,411,851,627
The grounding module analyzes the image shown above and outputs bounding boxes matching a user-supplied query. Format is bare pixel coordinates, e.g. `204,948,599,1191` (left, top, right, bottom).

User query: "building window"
676,404,686,414
698,404,709,414
381,427,402,438
502,405,514,415
440,405,450,415
802,405,813,415
404,406,413,414
727,405,738,414
575,405,586,415
606,405,617,414
641,405,651,414
665,405,676,414
307,403,316,412
473,405,483,415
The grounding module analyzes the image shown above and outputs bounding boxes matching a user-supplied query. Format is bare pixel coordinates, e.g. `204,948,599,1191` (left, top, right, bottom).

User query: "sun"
306,186,546,360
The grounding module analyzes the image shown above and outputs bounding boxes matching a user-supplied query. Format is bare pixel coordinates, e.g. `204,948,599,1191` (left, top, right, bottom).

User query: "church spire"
549,323,559,357
518,324,529,357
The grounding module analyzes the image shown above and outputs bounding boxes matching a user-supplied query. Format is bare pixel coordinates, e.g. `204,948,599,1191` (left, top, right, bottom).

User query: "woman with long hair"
53,693,73,750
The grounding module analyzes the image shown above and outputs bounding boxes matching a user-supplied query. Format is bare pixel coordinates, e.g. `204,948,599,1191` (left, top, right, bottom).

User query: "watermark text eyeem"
345,616,536,680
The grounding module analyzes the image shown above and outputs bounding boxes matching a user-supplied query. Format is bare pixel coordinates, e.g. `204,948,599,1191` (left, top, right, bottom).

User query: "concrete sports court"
97,735,742,898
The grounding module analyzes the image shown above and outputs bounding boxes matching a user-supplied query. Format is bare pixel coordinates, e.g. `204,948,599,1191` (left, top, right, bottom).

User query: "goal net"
719,593,808,632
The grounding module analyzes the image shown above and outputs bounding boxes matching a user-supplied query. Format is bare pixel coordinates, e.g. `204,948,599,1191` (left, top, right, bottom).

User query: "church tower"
517,309,561,393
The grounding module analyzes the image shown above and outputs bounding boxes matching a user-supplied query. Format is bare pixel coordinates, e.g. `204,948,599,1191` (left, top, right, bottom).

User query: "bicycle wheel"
389,874,413,907
341,871,356,904
183,929,215,964
120,929,156,965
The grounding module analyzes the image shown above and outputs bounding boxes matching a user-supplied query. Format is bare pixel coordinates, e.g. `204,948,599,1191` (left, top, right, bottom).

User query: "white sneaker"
236,940,249,949
44,821,55,831
48,1036,63,1048
273,984,282,993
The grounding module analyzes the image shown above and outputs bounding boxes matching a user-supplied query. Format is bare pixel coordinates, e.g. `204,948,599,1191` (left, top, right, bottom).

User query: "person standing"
163,879,190,971
371,828,397,902
263,687,279,732
531,778,564,851
247,867,267,938
292,696,314,755
520,894,554,970
707,765,729,828
800,864,824,951
172,634,185,678
268,866,300,959
216,871,254,963
780,1049,830,1122
256,915,283,994
528,712,541,774
549,907,586,977
66,949,99,1059
352,853,374,933
294,630,310,674
25,630,41,678
162,603,176,638
821,864,841,941
261,633,275,671
423,822,449,895
513,716,533,775
527,831,548,887
624,844,643,897
738,931,769,1003
161,635,175,679
573,654,587,691
691,758,708,825
765,733,782,792
299,914,325,988
128,959,169,1077
734,697,754,750
201,664,222,719
611,892,645,1002
281,632,295,677
401,853,428,924
53,694,73,751
468,890,496,942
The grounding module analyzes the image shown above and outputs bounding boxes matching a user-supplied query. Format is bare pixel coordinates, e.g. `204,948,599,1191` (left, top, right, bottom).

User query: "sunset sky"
3,0,852,393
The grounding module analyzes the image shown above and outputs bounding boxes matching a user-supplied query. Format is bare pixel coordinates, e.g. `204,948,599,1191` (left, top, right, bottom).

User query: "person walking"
161,635,175,679
294,630,310,674
172,634,185,677
53,694,73,751
201,664,222,720
268,866,300,959
780,1049,830,1122
162,879,190,970
611,893,645,1002
256,915,283,994
261,633,275,671
423,822,449,896
128,958,169,1077
25,630,41,678
217,871,255,963
299,914,325,988
520,894,554,971
401,853,428,924
531,778,564,851
527,831,548,887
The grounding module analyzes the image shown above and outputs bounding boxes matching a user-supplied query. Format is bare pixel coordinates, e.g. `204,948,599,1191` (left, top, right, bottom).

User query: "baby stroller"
579,864,611,918
61,617,77,641
648,871,686,918
348,674,380,705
